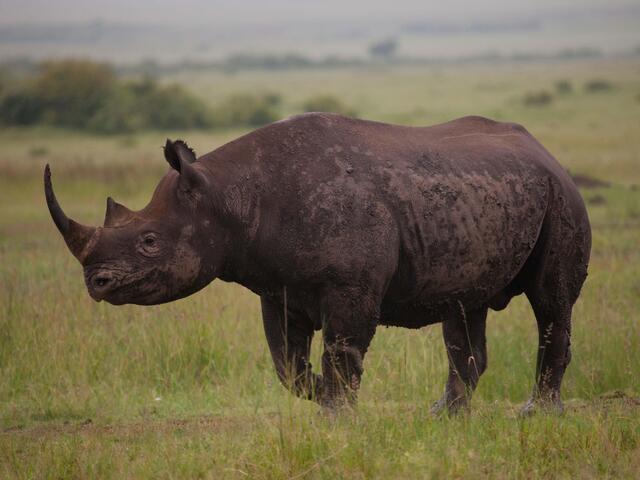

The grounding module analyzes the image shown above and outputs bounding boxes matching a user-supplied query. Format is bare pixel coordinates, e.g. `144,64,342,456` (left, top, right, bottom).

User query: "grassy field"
0,60,639,478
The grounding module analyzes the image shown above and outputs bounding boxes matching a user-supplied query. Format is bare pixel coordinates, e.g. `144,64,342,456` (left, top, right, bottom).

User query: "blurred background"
0,2,639,477
2,0,640,62
0,0,639,136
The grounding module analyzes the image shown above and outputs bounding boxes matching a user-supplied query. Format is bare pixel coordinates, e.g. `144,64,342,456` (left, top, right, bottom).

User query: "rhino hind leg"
521,279,575,416
520,206,590,416
432,305,488,416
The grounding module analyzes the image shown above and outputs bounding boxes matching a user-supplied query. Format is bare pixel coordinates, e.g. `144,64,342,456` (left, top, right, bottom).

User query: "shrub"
302,95,356,116
0,59,287,132
585,79,613,92
28,145,49,157
87,87,142,133
0,61,215,133
0,89,44,125
34,60,116,127
87,80,214,134
369,38,398,58
555,80,573,94
134,82,212,130
523,91,553,106
213,93,281,127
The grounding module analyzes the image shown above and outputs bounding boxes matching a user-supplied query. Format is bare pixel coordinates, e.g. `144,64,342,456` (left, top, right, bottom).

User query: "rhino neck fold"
195,159,262,285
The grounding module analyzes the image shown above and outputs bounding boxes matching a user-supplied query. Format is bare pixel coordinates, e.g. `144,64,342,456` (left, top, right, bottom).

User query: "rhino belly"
385,171,549,309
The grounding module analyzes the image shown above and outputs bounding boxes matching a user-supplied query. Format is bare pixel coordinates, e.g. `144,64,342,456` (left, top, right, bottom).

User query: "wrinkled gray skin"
45,114,591,414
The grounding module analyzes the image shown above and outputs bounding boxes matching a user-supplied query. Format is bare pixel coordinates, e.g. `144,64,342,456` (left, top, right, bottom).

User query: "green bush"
213,93,281,127
0,60,286,132
0,60,116,129
0,89,44,125
369,38,398,58
555,80,573,94
135,83,211,129
87,87,142,133
34,60,116,127
585,79,613,92
523,90,553,106
0,62,216,133
28,145,49,157
302,95,356,116
88,78,214,133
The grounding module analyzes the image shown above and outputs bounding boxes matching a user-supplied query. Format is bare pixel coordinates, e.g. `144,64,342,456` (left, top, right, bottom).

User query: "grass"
1,60,639,478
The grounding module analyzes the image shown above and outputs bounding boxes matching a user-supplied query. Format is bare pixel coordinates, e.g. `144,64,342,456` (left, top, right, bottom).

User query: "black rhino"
45,113,591,414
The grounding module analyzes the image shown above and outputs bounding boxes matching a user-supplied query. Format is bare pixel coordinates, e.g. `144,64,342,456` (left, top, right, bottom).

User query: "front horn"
44,164,99,263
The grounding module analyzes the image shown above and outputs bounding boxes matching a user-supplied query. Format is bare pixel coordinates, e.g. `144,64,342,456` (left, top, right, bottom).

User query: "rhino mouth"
85,265,175,305
85,266,144,303
85,269,124,303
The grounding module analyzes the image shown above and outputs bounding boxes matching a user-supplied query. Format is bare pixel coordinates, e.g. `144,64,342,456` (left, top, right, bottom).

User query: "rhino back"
202,113,582,307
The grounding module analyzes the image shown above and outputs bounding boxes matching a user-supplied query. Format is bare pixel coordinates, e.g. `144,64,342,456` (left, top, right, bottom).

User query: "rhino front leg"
261,296,322,401
432,305,488,415
319,286,379,410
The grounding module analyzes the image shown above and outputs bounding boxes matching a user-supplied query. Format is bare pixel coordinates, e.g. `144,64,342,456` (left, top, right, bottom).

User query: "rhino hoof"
519,397,564,417
430,395,469,417
430,397,447,417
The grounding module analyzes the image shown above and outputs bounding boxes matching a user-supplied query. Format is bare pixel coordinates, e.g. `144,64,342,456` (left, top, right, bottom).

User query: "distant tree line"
0,43,622,80
522,78,615,107
0,60,357,133
116,47,611,76
0,60,211,132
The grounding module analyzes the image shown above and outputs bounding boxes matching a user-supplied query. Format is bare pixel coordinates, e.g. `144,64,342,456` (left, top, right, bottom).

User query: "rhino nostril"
92,274,113,289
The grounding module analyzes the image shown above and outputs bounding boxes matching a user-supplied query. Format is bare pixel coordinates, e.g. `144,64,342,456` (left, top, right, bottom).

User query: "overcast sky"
1,0,638,25
1,0,638,62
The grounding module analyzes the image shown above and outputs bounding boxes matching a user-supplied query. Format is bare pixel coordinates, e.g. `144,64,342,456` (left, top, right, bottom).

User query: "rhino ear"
104,197,133,227
164,138,208,193
164,139,196,170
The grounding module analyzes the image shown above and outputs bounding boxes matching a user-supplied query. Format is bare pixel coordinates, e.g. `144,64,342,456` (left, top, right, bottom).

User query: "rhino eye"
138,232,161,256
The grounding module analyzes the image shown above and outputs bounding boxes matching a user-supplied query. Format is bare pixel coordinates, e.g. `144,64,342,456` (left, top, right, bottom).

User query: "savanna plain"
0,61,639,478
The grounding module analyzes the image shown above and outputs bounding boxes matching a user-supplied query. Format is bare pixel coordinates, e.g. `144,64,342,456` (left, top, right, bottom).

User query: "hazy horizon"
0,0,639,64
1,0,638,25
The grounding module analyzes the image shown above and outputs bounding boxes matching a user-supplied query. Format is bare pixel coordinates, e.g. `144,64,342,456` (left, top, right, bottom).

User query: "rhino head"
44,140,228,305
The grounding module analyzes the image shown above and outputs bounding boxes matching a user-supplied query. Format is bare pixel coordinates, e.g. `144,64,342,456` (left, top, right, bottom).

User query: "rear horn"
104,196,133,227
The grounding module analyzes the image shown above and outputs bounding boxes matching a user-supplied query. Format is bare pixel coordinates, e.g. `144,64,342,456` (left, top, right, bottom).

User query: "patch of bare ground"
0,413,264,439
565,390,640,411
